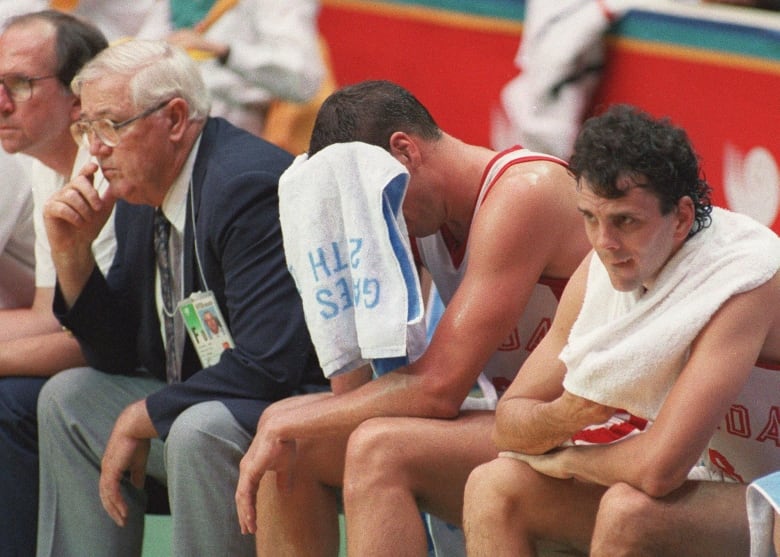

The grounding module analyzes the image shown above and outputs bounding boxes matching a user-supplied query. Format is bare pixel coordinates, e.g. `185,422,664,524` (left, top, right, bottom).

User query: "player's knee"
464,459,524,526
592,482,654,557
347,417,412,468
464,461,502,524
343,418,411,499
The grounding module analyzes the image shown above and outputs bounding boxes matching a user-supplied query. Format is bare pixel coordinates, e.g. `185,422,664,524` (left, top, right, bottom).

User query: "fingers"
98,430,150,528
129,466,147,491
69,173,107,212
499,450,532,464
45,177,105,227
235,454,262,535
99,468,129,527
275,441,297,494
78,160,100,181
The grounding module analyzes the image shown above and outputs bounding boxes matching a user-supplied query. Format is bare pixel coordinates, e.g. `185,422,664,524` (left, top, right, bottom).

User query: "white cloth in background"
0,1,44,24
0,151,35,309
561,207,780,421
492,0,651,159
137,0,324,137
31,146,117,287
62,0,160,42
0,0,159,41
279,142,425,378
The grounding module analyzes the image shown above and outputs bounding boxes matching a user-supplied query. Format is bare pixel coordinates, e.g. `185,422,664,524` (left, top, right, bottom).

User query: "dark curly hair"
309,80,442,156
569,104,712,237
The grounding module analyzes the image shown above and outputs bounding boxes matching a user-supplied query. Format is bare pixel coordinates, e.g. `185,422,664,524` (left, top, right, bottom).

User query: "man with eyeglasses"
0,10,114,557
37,38,326,557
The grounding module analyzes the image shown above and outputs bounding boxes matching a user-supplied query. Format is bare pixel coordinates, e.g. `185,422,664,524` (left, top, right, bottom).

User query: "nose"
86,131,112,157
0,85,14,113
594,222,620,251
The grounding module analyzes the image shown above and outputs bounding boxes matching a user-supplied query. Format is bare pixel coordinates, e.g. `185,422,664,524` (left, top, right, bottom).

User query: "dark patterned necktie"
153,208,180,383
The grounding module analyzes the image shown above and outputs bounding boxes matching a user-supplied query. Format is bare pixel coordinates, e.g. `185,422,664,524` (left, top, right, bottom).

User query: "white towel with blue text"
279,142,426,378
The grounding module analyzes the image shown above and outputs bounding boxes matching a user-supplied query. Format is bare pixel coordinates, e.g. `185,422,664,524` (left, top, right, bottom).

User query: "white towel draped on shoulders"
561,207,780,420
279,142,426,378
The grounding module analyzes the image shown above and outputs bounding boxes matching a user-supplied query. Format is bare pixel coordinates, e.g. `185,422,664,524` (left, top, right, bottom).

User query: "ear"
388,131,420,169
69,96,81,123
674,195,696,240
166,97,191,141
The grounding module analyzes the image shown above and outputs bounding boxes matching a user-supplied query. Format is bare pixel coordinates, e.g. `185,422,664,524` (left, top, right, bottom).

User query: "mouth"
99,166,116,179
605,256,632,270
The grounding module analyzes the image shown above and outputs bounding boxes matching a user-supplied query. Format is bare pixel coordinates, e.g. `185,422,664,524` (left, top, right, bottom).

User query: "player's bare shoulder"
497,158,575,196
480,157,590,279
485,158,577,221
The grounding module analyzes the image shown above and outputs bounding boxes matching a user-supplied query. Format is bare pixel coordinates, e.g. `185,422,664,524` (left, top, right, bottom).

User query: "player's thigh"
660,481,749,556
650,481,747,536
296,431,351,488
472,456,605,550
348,411,498,520
597,480,749,557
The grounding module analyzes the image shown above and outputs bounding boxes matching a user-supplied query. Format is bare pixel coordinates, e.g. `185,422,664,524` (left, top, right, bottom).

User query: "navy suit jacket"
55,117,326,438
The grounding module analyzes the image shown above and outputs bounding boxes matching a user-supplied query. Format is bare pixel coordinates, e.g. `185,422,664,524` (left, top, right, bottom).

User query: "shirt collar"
160,133,203,235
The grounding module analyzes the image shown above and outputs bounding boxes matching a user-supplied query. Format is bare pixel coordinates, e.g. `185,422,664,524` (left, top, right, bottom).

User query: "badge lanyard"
176,181,235,367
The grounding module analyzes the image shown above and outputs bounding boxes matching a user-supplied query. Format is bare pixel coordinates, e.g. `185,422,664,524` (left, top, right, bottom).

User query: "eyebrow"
79,107,119,121
577,204,641,219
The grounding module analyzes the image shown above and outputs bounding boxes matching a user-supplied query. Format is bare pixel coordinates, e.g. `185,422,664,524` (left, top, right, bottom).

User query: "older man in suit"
37,38,326,557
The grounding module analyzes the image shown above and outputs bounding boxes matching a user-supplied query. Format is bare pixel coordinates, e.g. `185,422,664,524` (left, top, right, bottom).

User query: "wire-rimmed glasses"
70,99,171,148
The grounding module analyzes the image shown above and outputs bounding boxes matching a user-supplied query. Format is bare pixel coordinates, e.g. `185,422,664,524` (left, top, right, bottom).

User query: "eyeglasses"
0,74,59,102
70,99,171,148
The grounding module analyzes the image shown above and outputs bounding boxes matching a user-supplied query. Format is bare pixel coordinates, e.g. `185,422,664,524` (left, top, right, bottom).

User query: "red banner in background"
594,17,780,233
319,1,780,233
319,1,520,149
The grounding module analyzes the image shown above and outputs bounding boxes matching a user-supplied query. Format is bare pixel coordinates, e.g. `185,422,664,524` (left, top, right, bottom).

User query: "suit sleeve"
53,204,152,375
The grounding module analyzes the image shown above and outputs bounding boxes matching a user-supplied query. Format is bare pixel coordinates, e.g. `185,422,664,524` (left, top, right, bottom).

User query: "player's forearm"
494,392,614,455
0,331,86,377
554,436,694,498
494,398,578,455
330,365,372,395
262,370,440,443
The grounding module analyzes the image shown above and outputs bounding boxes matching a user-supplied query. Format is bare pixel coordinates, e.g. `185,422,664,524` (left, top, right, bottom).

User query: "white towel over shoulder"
279,142,426,378
561,207,780,420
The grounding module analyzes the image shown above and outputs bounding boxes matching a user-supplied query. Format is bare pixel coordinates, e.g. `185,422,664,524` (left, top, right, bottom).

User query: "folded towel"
748,471,780,557
561,207,780,420
279,142,426,377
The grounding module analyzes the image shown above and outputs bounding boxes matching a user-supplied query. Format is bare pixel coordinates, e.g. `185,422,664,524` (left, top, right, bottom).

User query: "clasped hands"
504,390,614,480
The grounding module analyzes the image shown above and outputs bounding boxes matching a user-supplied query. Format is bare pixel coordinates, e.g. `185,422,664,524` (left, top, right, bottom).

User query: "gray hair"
71,39,211,120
